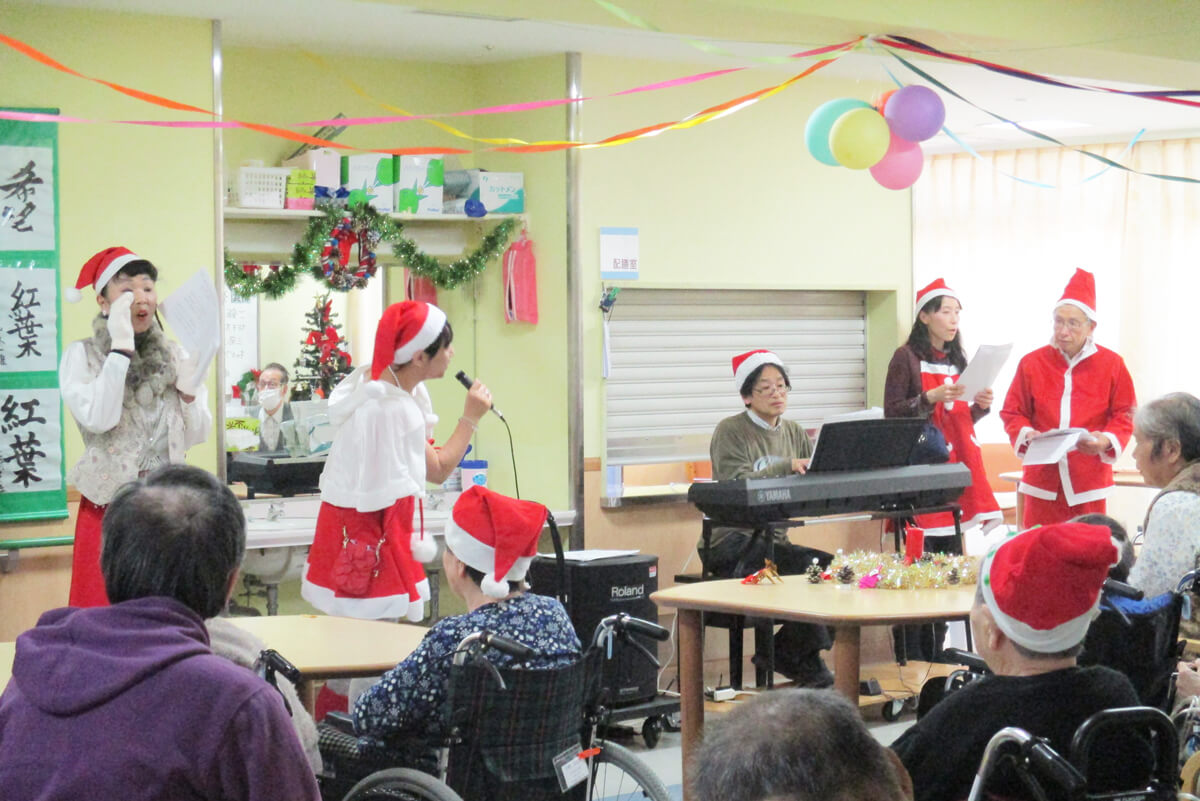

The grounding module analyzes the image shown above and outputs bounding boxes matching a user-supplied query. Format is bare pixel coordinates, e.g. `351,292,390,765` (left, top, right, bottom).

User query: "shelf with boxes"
222,207,524,259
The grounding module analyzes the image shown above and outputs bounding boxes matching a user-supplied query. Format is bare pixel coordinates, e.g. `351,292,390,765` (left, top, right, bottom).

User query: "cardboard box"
479,171,524,213
282,148,340,191
341,154,397,213
395,155,444,215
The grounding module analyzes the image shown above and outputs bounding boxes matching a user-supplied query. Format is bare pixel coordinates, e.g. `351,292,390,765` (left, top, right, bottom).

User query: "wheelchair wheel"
589,741,671,801
342,767,465,801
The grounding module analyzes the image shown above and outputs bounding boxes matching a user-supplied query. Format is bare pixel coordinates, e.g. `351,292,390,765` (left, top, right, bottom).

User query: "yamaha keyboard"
687,463,971,524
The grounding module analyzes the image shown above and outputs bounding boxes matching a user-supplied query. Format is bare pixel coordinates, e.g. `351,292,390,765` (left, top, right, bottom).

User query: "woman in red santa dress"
885,278,1003,546
302,301,491,623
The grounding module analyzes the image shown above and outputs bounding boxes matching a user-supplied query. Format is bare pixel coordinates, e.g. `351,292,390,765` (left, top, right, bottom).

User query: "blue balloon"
464,197,487,218
805,98,871,166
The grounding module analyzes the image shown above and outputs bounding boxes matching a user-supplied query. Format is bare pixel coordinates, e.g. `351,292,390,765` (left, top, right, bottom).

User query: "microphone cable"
499,414,520,499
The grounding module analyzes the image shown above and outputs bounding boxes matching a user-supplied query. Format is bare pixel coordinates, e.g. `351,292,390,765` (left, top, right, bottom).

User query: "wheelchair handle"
479,631,536,661
967,727,1033,801
619,614,670,642
256,648,301,685
1027,741,1086,798
942,647,989,673
1102,577,1143,601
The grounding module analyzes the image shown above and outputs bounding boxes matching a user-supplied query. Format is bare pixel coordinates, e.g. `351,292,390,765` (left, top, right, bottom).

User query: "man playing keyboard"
698,350,834,687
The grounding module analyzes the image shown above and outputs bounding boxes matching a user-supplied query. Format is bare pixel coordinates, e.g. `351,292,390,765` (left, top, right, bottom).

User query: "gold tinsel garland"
822,550,979,590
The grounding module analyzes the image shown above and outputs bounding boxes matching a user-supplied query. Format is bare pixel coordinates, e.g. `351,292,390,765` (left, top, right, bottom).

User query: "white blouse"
1127,491,1200,597
318,367,438,512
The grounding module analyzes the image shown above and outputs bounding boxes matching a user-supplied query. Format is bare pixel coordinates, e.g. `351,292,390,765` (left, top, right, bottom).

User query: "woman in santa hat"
302,300,491,623
59,246,213,607
885,278,1003,541
347,486,580,763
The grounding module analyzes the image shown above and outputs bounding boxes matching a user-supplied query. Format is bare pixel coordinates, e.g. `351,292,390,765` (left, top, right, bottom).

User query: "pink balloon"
870,134,924,190
884,85,945,142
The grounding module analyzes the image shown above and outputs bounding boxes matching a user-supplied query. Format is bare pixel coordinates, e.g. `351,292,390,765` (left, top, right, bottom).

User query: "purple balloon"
885,85,945,142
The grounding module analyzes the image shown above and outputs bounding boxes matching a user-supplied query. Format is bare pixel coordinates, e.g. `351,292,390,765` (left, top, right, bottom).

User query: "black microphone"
455,370,505,421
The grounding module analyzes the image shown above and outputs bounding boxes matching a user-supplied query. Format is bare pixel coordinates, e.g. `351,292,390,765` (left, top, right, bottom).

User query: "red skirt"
69,497,110,608
301,496,430,620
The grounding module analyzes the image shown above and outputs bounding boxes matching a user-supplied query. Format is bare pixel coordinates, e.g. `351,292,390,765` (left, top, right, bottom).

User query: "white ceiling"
17,0,1200,152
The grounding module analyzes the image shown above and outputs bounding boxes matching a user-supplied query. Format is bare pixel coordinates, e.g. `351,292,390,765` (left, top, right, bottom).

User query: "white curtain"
912,138,1200,446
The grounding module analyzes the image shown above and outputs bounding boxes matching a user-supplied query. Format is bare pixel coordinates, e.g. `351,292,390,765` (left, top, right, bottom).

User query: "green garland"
397,216,519,289
224,203,518,297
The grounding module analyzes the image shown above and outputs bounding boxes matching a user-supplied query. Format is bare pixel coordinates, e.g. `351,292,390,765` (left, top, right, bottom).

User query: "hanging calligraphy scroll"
0,110,65,521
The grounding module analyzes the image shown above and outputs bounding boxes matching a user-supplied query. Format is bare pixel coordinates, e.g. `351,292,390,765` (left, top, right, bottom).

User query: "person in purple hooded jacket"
0,464,320,801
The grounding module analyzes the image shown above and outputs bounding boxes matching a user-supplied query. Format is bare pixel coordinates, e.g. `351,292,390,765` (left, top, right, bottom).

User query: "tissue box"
479,172,524,213
395,155,444,215
283,148,340,192
341,154,397,212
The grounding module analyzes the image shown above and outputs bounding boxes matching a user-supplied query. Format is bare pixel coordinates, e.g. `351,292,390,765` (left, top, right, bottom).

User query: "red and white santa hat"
65,246,142,303
979,522,1117,653
732,350,785,394
371,300,448,380
914,278,959,316
443,485,548,598
1055,268,1097,323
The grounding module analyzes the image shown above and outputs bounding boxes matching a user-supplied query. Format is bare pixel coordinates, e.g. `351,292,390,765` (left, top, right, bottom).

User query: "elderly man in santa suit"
1000,269,1136,528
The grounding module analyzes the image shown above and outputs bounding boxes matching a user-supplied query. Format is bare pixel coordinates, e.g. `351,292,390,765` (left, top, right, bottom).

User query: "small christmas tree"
291,293,353,400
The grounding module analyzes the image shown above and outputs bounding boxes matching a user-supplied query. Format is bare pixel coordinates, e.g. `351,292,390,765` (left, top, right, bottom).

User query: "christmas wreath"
224,203,519,297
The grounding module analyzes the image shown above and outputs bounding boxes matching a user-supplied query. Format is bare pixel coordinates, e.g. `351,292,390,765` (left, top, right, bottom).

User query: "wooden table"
652,579,974,800
999,469,1146,526
230,614,425,710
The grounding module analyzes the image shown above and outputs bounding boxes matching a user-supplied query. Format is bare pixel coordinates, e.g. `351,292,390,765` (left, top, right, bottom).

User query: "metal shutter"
605,289,867,465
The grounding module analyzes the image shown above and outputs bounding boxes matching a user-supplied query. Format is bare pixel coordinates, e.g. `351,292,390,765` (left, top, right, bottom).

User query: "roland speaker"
528,553,659,706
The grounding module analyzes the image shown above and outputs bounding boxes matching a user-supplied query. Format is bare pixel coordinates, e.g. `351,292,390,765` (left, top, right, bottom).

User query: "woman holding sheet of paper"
884,278,1003,540
58,247,213,607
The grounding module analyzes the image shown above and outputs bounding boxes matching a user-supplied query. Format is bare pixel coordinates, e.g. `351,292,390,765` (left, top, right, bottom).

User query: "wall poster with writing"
0,111,65,521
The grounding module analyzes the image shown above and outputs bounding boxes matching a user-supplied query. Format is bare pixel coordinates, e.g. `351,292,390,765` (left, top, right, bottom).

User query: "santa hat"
979,522,1117,653
66,246,142,303
732,350,785,394
443,485,548,598
1055,268,1097,323
371,300,448,380
914,278,959,316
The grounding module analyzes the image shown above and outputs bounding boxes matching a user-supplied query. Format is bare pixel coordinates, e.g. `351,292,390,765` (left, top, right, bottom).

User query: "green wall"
576,54,912,457
1,4,217,474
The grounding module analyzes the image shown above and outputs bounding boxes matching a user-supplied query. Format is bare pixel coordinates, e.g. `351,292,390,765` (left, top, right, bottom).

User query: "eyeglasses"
1053,317,1088,332
753,383,789,397
258,379,285,389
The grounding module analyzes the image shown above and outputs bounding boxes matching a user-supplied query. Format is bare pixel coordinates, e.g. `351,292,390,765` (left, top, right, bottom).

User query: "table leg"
678,609,703,801
298,679,316,716
832,624,861,703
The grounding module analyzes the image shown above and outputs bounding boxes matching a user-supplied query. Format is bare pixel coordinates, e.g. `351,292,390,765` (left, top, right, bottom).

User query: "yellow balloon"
829,108,891,169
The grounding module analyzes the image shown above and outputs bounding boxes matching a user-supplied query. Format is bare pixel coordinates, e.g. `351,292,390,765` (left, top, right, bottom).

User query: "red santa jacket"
999,340,1136,505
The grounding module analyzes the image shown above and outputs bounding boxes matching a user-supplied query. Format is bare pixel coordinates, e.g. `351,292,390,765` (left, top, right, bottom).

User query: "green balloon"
805,98,871,166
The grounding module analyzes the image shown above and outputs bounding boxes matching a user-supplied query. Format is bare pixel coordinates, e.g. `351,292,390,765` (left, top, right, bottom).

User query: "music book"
1023,428,1089,465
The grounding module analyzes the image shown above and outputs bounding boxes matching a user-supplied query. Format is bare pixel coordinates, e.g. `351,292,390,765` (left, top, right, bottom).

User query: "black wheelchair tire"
590,741,671,801
881,698,906,722
341,767,466,801
641,717,662,749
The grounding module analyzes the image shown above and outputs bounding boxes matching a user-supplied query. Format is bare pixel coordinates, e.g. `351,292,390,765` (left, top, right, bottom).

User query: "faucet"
425,492,444,512
267,502,284,522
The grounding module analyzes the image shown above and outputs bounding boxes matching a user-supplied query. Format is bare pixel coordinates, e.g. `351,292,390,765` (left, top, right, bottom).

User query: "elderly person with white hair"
1126,392,1200,597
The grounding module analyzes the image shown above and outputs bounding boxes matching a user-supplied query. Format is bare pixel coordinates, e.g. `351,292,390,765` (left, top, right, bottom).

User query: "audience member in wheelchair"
699,349,834,687
692,688,914,801
890,521,1143,801
343,486,581,759
1071,513,1135,582
0,465,321,801
1126,392,1200,599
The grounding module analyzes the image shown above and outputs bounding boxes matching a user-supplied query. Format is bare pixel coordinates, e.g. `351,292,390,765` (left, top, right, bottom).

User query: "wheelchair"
965,707,1178,801
322,613,673,801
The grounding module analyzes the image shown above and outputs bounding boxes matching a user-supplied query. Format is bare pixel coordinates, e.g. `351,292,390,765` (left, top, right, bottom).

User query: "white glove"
175,340,217,397
105,292,135,352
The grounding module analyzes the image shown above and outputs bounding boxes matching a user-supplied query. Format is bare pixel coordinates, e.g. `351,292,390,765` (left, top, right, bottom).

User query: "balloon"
885,85,946,142
872,88,897,115
829,108,890,169
805,98,871,166
870,133,924,190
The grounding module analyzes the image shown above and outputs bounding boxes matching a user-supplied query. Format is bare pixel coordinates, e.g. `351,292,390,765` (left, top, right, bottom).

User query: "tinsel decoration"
224,249,299,300
395,215,519,289
824,550,979,590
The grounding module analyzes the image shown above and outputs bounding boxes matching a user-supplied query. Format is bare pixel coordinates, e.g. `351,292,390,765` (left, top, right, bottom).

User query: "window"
604,288,867,466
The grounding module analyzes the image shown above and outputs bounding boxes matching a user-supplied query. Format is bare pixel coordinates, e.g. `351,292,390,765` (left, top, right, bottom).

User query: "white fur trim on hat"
915,286,959,316
393,304,447,365
94,252,139,294
443,513,534,598
733,351,785,394
1054,299,1098,324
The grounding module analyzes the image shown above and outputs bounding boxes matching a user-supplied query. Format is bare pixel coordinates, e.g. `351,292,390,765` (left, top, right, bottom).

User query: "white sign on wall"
223,286,259,397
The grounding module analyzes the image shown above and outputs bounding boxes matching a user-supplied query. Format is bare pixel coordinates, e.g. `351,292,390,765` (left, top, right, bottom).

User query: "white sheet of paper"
160,270,221,356
1023,428,1087,465
552,549,640,562
955,343,1013,402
